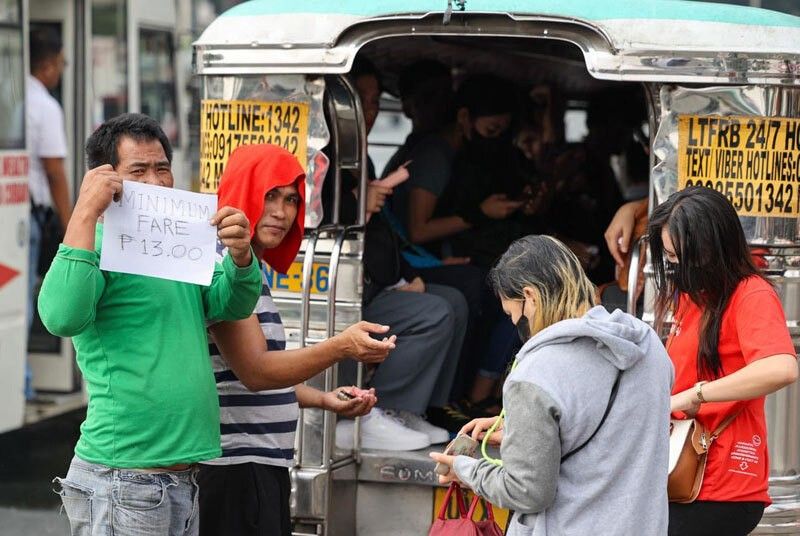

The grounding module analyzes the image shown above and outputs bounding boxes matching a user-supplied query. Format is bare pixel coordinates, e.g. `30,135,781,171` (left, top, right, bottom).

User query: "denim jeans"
26,210,41,399
54,456,199,536
27,208,41,329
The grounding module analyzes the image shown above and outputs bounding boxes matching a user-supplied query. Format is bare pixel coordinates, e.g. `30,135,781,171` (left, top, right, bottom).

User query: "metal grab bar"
319,226,349,470
626,237,647,317
296,229,320,467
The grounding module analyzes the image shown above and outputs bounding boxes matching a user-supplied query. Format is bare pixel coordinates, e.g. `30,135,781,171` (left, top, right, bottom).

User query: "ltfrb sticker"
199,99,309,193
678,115,800,217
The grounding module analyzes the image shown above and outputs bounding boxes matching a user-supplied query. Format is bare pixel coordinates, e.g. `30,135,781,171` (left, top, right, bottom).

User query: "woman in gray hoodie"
431,235,674,535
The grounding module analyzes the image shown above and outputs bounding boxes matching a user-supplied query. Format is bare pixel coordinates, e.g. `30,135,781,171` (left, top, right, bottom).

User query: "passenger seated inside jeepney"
381,61,492,408
541,89,644,284
322,58,472,451
383,66,537,417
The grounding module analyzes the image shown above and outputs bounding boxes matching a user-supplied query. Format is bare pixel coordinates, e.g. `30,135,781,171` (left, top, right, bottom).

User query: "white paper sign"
100,180,218,286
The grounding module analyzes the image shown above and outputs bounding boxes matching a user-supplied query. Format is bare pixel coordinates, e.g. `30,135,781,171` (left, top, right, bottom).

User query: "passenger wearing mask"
446,75,530,268
322,58,471,446
431,235,673,536
383,60,486,404
388,72,523,264
649,186,798,536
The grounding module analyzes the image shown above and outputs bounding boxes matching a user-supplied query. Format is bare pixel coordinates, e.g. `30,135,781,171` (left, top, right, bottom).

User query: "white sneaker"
335,408,431,451
384,409,450,445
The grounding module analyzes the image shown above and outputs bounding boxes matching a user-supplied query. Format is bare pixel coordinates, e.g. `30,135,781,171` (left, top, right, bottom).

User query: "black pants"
198,463,291,536
669,501,765,536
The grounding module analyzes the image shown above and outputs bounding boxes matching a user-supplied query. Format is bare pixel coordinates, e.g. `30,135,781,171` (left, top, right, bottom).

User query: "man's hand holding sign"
65,161,252,286
210,205,252,268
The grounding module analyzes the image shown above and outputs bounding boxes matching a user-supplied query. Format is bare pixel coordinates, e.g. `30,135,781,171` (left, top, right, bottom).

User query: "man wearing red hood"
199,144,395,536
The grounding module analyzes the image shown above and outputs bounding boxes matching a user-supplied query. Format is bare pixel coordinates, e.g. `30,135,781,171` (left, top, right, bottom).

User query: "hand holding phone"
434,434,479,475
376,161,411,189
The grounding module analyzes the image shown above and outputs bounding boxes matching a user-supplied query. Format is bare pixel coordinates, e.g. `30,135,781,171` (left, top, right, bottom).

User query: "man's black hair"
397,60,455,131
455,74,516,118
397,60,451,99
29,27,63,72
350,56,383,92
85,113,172,169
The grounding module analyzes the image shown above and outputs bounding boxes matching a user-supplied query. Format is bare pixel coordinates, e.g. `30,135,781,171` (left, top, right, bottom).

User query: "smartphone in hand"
376,162,411,189
435,434,479,475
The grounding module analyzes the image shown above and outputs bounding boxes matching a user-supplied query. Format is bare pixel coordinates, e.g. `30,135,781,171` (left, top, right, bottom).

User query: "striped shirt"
203,259,299,467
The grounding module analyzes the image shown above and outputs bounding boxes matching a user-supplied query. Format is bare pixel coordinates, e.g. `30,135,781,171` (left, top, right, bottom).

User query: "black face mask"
515,300,531,343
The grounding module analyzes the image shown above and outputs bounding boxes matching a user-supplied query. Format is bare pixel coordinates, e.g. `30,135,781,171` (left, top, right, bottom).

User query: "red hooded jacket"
217,144,305,274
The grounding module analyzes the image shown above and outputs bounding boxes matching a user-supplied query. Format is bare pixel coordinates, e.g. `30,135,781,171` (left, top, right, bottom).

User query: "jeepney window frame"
0,0,24,150
138,25,180,146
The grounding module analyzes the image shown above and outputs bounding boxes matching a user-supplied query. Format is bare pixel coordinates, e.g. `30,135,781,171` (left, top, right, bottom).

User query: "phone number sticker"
199,99,309,193
678,114,800,217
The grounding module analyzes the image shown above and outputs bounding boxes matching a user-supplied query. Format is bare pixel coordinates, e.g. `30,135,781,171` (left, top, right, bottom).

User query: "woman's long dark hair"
648,186,763,379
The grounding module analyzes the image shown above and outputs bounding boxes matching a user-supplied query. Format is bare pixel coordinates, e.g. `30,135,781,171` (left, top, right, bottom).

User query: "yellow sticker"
199,99,309,193
678,115,800,217
263,261,329,295
432,487,511,530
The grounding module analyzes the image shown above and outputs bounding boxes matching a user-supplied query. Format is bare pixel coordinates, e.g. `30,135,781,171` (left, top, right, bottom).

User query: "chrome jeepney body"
194,2,800,533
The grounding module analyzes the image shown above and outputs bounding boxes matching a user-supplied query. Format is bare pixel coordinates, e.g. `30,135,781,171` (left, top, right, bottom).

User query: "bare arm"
42,157,72,229
671,354,798,414
407,187,470,244
604,198,648,267
295,384,377,417
209,317,395,391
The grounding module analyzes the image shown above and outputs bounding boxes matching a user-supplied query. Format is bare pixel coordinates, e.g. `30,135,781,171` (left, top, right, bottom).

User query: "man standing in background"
26,27,72,398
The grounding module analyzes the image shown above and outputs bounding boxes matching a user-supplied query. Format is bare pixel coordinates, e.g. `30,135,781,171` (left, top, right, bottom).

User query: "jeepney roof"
194,0,800,84
197,0,800,46
215,0,799,26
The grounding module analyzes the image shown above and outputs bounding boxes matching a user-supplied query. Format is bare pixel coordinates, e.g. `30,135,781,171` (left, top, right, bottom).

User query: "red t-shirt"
667,276,795,504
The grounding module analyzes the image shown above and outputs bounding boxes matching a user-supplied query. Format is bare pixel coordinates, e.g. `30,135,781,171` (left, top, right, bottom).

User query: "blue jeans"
28,209,41,329
26,210,41,399
54,456,200,536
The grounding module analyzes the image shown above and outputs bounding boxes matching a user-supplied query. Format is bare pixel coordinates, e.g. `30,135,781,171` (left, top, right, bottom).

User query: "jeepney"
193,1,800,534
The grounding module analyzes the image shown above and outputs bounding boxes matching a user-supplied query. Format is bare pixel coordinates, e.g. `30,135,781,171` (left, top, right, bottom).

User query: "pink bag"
429,483,480,536
467,494,504,536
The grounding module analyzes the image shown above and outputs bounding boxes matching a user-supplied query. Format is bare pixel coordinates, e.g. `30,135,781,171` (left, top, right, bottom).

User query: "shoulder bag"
668,411,740,503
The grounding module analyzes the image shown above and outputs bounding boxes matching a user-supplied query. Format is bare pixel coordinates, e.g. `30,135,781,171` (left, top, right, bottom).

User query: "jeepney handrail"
319,225,352,470
296,228,320,467
334,74,369,227
299,230,320,350
325,86,343,225
339,70,369,460
626,236,646,317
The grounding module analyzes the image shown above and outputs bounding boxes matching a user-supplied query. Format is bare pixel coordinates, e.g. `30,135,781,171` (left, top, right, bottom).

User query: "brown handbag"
667,413,740,503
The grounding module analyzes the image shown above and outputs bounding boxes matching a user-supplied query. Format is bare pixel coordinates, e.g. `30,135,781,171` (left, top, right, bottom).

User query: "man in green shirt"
39,113,262,536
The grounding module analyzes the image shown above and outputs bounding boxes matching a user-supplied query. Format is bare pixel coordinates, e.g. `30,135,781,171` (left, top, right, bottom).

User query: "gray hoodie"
454,306,674,536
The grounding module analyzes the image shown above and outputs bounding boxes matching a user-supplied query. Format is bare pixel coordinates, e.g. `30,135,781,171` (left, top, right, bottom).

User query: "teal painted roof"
222,0,800,28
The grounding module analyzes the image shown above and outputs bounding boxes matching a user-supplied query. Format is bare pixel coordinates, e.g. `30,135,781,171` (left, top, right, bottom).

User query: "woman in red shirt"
648,186,798,536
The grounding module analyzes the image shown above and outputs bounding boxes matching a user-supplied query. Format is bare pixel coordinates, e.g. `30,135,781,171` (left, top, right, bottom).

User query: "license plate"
432,486,511,530
263,261,329,294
